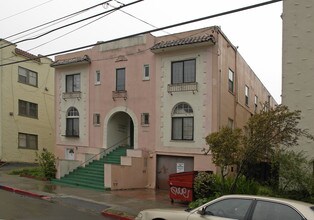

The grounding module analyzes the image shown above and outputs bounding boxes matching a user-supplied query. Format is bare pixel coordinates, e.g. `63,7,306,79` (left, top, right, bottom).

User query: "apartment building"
282,0,314,160
0,40,55,163
52,26,276,190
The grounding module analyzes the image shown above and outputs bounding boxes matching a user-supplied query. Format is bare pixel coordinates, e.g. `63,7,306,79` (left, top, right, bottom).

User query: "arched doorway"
107,111,134,149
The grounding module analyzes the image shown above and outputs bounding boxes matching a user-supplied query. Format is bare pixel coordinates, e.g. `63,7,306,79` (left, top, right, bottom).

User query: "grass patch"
8,167,44,179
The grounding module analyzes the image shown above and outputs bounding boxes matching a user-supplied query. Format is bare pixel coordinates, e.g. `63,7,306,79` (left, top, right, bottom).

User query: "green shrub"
194,172,215,199
36,148,57,180
9,167,44,178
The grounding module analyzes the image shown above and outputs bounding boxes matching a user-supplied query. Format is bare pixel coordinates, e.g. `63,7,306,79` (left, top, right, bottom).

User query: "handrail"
77,136,130,169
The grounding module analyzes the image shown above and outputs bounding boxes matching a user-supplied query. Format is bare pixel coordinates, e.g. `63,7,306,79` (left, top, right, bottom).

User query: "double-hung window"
18,66,38,87
228,69,234,93
172,103,194,140
141,113,149,126
18,133,38,150
245,85,249,106
66,74,80,92
171,59,196,84
18,100,38,118
116,68,125,91
143,65,150,80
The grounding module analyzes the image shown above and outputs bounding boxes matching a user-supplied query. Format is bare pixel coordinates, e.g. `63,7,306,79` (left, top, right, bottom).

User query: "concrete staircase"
52,147,128,190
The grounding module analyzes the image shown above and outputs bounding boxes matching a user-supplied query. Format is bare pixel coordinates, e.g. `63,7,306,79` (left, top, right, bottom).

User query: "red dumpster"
168,171,198,203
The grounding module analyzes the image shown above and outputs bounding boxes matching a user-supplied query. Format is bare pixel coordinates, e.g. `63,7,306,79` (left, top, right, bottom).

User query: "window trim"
141,113,150,126
116,68,126,91
171,59,196,84
245,85,249,106
66,73,81,93
18,132,38,150
18,99,38,119
95,70,101,85
143,64,150,81
18,66,38,87
228,69,234,93
66,107,79,137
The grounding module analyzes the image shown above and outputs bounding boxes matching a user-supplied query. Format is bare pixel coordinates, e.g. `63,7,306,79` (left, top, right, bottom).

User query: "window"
143,64,150,80
228,118,234,129
254,95,258,112
172,103,194,140
95,70,101,85
204,198,252,219
18,133,38,150
252,200,303,220
18,100,38,118
66,107,79,137
171,59,196,84
228,69,234,93
66,74,80,92
245,85,249,106
93,113,100,126
116,68,125,91
18,66,38,87
141,113,149,125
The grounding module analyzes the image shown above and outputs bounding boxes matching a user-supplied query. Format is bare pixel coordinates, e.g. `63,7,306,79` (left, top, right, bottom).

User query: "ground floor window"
18,133,38,150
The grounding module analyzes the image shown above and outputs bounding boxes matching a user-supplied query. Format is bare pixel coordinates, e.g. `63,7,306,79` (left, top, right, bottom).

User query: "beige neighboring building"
0,40,55,163
282,0,314,160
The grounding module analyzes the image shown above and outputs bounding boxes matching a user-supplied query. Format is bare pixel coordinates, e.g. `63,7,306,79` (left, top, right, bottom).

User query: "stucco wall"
0,42,55,162
282,0,314,160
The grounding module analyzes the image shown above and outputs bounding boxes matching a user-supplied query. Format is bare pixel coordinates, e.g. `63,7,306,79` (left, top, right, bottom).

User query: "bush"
9,167,44,178
194,172,215,199
36,148,57,180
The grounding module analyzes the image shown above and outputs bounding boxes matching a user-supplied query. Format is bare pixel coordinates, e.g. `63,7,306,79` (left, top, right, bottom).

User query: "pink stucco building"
52,26,276,190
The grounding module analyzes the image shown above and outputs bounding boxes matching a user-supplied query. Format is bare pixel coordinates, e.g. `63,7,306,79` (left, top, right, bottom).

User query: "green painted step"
52,147,128,190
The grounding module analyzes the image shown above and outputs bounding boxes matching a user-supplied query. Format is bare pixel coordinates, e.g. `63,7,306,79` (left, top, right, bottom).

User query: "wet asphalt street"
0,190,115,220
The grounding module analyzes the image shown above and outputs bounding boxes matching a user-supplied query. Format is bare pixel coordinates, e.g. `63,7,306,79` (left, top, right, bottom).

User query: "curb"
101,210,135,220
0,185,51,201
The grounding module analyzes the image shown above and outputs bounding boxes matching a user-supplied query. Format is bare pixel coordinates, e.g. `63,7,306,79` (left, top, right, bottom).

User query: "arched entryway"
106,111,135,149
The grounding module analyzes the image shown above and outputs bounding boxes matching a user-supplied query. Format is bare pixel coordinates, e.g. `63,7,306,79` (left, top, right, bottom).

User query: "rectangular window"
172,117,194,140
66,118,79,137
18,100,38,118
228,118,234,129
141,113,149,125
228,69,234,93
254,95,258,112
171,59,196,84
93,113,100,126
18,133,38,150
143,64,150,80
116,68,125,91
66,74,80,92
95,70,101,85
18,66,38,87
245,85,249,106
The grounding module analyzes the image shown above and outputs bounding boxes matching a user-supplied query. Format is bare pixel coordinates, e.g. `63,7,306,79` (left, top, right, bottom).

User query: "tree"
204,127,243,180
205,104,314,193
36,148,57,180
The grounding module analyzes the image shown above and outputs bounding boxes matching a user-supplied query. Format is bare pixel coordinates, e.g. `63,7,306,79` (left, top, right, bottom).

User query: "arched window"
66,107,79,137
171,103,194,140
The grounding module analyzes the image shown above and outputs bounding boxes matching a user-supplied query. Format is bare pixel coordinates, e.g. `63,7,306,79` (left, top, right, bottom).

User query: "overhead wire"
0,0,55,23
0,0,143,50
0,0,282,67
2,0,113,40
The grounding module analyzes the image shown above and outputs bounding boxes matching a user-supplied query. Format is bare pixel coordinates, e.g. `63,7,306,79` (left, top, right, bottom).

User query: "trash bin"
168,171,198,203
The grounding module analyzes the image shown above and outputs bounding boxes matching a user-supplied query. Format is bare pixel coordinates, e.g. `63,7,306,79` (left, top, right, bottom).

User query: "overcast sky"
0,0,282,103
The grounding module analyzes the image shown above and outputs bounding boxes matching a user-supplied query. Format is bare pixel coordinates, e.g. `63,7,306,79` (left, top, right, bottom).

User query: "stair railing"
76,136,131,169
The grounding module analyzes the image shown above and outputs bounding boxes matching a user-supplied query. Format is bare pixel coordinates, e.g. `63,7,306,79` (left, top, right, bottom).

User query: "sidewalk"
0,163,187,219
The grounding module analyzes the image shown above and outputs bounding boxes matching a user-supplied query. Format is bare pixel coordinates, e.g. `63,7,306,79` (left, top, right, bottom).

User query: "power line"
0,0,282,67
0,0,143,50
2,0,114,40
0,0,55,22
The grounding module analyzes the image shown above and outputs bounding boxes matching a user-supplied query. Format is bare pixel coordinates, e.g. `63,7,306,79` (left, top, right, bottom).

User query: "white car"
135,194,314,220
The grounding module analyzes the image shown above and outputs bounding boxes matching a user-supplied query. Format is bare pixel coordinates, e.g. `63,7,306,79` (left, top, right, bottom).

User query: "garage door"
156,155,194,190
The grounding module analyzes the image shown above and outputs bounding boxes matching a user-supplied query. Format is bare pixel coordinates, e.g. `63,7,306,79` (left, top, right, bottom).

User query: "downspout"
234,48,238,128
0,41,3,161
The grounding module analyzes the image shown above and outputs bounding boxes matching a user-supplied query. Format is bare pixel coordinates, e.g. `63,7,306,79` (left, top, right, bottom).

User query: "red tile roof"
151,34,215,51
15,48,41,62
51,55,91,67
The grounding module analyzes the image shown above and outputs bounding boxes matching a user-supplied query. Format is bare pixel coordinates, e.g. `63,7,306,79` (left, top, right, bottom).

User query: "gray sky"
0,0,282,103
